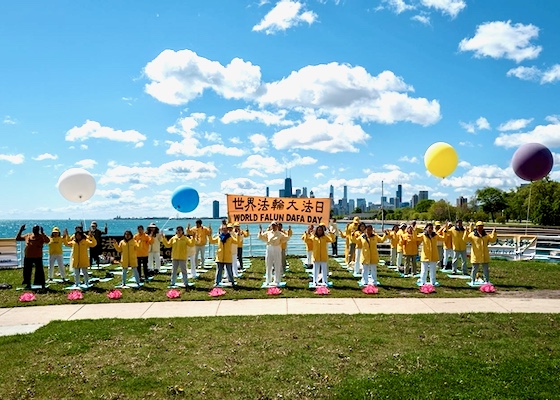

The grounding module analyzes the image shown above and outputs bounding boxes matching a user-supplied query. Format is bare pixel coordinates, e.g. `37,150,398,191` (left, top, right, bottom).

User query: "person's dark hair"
75,231,85,241
124,230,133,241
176,226,184,232
137,225,144,230
196,219,202,225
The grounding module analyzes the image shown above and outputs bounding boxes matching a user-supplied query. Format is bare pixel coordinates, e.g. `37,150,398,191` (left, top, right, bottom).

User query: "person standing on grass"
277,223,292,272
396,223,407,270
47,227,68,282
385,224,399,266
440,222,454,271
328,218,339,256
258,222,291,286
401,225,420,277
147,223,163,275
64,230,96,288
304,224,335,287
134,225,153,282
112,230,141,288
449,219,469,275
342,216,360,266
188,219,212,269
302,224,314,270
162,226,195,287
16,224,50,290
233,222,249,270
186,230,199,279
434,221,444,269
418,223,445,286
88,221,107,268
209,225,239,287
465,221,497,284
357,225,386,286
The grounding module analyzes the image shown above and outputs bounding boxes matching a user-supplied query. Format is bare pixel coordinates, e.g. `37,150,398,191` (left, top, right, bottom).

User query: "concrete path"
2,297,560,337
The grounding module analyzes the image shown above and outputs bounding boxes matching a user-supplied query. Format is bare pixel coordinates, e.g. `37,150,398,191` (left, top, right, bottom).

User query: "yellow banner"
227,194,331,225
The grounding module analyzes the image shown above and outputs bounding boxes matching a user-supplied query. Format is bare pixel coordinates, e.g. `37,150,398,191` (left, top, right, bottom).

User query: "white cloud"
33,153,58,161
259,64,440,126
459,20,542,63
383,164,401,171
3,115,17,125
237,154,316,175
460,116,491,133
220,177,266,196
382,0,415,14
249,133,269,153
420,0,466,18
96,188,135,200
314,172,324,178
321,169,419,197
221,108,293,126
0,154,24,164
441,164,520,190
76,159,97,169
494,120,560,148
507,64,560,84
144,49,262,105
399,156,418,163
253,0,317,35
66,120,147,145
412,14,430,25
271,117,369,153
498,118,533,132
98,160,218,186
458,160,471,168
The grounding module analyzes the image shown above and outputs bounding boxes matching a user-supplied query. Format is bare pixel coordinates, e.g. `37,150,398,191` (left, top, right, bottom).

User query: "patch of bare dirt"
494,289,560,299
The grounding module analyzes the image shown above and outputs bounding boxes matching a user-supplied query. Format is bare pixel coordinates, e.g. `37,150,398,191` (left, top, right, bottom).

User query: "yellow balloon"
424,142,458,178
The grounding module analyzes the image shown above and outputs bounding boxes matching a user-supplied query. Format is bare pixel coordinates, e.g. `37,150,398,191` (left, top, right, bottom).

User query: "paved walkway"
2,297,560,337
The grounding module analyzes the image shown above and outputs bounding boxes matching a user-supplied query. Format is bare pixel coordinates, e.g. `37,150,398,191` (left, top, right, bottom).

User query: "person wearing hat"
449,219,468,275
147,223,163,275
16,224,50,290
233,222,250,271
258,222,291,286
47,227,68,282
465,221,497,284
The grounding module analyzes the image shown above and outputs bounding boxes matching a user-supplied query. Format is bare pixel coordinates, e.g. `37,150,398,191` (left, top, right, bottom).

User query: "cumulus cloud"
441,164,520,190
321,168,419,197
3,115,17,125
494,120,560,148
271,117,369,153
253,0,317,35
76,159,97,169
144,49,262,105
399,156,418,163
249,133,269,153
498,118,533,132
98,159,218,186
459,20,542,63
66,120,146,146
381,0,465,18
221,108,293,126
237,153,316,175
507,64,560,84
220,177,266,196
381,0,415,14
0,154,24,164
421,0,466,18
33,153,58,161
460,116,491,133
412,14,430,25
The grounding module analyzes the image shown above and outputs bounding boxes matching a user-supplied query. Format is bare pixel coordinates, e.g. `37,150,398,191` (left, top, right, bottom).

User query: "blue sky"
1,0,559,219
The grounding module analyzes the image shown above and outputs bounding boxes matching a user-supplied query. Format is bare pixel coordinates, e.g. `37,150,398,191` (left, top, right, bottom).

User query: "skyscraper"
396,184,402,208
266,187,269,197
212,200,219,219
456,196,468,209
284,177,293,198
302,187,308,198
411,194,419,208
419,191,429,201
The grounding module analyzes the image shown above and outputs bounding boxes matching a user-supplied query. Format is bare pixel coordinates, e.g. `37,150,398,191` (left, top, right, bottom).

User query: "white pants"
361,263,377,285
49,254,66,279
265,245,282,285
187,255,197,278
442,248,453,268
420,261,437,285
313,261,329,286
306,251,313,267
354,248,362,275
148,251,161,272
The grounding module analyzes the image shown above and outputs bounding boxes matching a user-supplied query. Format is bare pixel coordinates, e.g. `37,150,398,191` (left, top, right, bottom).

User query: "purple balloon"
511,143,554,181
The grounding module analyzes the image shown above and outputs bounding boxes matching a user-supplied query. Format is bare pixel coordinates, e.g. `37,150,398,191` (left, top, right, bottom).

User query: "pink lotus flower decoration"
166,289,181,299
362,284,378,294
67,290,83,300
314,286,330,295
267,287,282,295
480,283,496,293
208,287,226,297
19,292,36,302
107,289,122,300
420,284,435,294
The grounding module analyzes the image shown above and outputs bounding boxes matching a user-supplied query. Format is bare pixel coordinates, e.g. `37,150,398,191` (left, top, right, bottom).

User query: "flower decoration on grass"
67,290,83,301
107,289,122,300
166,289,181,299
480,283,496,293
420,284,435,294
314,286,330,295
19,292,36,302
208,287,226,297
267,287,282,296
362,284,378,295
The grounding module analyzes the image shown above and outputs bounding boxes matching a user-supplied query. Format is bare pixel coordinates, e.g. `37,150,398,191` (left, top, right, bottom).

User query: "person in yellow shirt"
440,222,454,271
188,219,212,269
357,225,386,286
301,224,314,269
209,225,240,287
112,230,141,288
465,221,497,284
134,225,153,282
48,227,68,282
233,222,249,271
342,216,360,266
401,225,420,277
64,230,96,288
418,223,445,286
303,224,334,287
396,223,407,270
162,226,195,287
351,222,366,276
449,219,468,275
278,223,292,272
385,224,399,267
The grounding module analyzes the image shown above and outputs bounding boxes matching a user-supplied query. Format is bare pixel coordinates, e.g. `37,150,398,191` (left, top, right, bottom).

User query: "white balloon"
57,168,96,203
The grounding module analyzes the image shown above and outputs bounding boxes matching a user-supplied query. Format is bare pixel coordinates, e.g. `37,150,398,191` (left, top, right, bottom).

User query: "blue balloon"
171,186,199,213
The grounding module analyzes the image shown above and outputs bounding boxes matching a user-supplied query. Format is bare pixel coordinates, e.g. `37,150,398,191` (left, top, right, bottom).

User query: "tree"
529,178,560,225
353,207,363,214
428,199,456,222
475,187,507,222
415,199,435,213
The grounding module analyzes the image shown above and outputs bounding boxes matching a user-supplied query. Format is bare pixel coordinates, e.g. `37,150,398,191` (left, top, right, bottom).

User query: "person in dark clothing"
88,221,107,268
16,224,50,289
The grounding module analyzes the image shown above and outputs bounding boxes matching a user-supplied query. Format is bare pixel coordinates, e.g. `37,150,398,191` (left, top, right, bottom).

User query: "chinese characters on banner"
227,194,331,225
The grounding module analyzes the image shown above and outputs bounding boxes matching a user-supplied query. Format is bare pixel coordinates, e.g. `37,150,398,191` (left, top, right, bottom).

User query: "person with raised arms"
449,219,469,275
63,230,96,288
162,226,195,288
258,221,291,287
16,224,50,290
385,224,400,267
303,224,335,287
277,222,292,272
418,222,446,286
302,224,314,270
465,221,497,284
357,225,386,286
351,222,367,276
146,223,163,275
88,221,107,268
112,230,142,288
188,219,212,270
47,227,68,282
401,224,420,277
134,225,153,282
341,216,360,267
209,224,239,287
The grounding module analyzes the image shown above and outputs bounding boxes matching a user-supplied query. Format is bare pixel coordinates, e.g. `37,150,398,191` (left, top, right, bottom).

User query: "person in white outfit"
147,223,163,275
258,222,290,286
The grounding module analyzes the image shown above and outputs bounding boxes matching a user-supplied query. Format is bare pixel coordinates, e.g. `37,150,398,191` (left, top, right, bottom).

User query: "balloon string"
161,216,173,231
525,183,532,235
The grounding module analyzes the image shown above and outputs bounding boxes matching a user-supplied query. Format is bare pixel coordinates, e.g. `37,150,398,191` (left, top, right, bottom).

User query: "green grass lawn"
0,313,559,399
1,257,559,307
